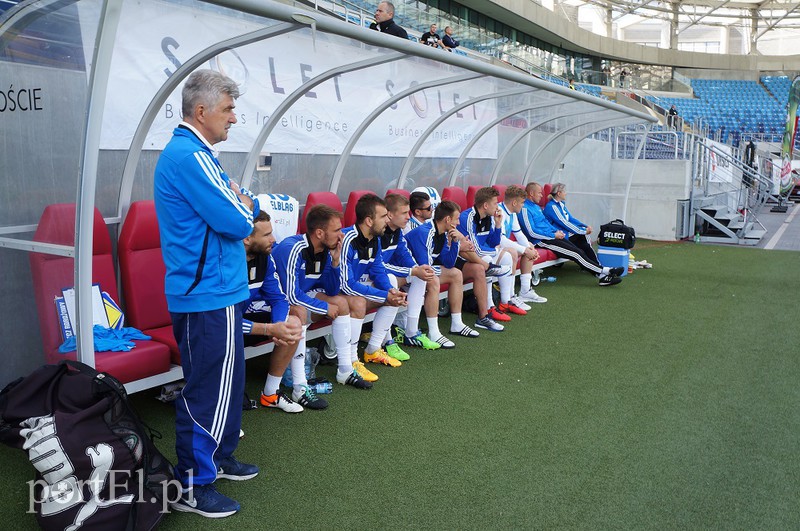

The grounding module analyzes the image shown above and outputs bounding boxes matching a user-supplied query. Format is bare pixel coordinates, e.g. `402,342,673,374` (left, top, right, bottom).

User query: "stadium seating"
492,184,507,201
343,190,375,227
29,203,171,384
386,188,410,198
465,185,482,207
442,186,468,210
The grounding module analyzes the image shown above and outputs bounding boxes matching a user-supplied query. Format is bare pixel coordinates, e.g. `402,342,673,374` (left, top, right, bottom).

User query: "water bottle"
694,232,700,243
544,276,557,283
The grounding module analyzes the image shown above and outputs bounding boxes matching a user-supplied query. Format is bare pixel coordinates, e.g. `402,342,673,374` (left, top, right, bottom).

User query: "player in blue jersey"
458,187,521,323
340,194,408,382
242,211,327,411
273,205,374,389
497,185,548,305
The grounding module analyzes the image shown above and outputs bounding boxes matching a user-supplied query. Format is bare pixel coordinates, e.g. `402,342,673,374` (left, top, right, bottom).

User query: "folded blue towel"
58,325,151,353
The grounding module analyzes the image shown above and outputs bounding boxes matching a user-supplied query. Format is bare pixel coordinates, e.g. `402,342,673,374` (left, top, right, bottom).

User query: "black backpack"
0,360,178,530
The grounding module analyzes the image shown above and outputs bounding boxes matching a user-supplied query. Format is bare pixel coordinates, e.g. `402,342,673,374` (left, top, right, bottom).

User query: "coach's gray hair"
551,182,566,197
182,69,240,119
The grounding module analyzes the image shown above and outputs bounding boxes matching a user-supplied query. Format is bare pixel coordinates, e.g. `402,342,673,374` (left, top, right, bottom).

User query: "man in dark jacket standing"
370,1,408,39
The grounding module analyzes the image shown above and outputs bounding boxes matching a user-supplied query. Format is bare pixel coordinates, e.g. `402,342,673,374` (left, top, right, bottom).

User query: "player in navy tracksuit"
458,187,520,325
154,70,260,517
519,183,622,287
242,211,326,412
273,205,372,389
339,194,408,380
406,200,494,334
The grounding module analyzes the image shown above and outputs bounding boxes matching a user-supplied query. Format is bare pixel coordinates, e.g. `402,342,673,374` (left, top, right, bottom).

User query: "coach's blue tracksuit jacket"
406,222,460,275
543,198,588,237
458,207,501,257
380,226,417,278
273,234,341,315
519,199,558,244
340,226,393,303
154,125,259,313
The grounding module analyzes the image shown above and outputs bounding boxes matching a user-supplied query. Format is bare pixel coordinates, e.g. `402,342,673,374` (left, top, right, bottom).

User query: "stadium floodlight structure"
0,0,654,387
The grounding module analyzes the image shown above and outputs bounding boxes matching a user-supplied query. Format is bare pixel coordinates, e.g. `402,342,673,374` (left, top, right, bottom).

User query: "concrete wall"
610,159,693,241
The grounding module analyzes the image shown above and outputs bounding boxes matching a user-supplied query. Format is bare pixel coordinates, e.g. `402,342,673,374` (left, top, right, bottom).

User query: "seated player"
543,182,600,265
242,211,327,411
498,185,548,305
273,205,373,389
459,187,523,321
340,194,408,381
407,200,503,333
405,189,435,233
383,193,453,349
519,183,623,286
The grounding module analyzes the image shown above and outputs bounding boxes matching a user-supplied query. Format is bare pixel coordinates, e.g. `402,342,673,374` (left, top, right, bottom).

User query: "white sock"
486,279,494,309
499,274,513,304
263,373,282,396
427,317,443,341
349,316,365,363
450,312,465,331
367,305,398,354
602,266,611,275
333,315,353,374
405,277,426,336
291,327,308,394
520,273,532,295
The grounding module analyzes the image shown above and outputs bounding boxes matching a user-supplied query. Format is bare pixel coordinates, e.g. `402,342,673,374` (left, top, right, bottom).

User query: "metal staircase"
689,139,773,245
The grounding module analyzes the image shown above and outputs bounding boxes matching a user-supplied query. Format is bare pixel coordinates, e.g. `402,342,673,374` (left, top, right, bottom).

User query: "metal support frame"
487,103,594,185
521,114,636,184
330,72,484,193
75,0,124,367
117,22,300,219
396,87,541,189
240,52,405,189
448,102,589,186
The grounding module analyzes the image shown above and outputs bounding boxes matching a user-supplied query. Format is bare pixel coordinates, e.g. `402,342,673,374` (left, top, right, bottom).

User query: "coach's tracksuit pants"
537,235,603,275
171,303,244,488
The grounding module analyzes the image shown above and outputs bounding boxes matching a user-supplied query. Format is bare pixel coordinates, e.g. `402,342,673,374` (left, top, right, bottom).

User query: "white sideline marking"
764,205,800,250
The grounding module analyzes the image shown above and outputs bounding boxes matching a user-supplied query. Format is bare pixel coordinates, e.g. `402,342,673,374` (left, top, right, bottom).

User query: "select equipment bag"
0,360,178,530
598,219,636,249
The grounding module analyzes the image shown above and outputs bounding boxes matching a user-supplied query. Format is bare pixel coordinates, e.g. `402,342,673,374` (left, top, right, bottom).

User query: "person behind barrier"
273,205,373,390
459,186,524,323
420,23,442,48
441,26,459,51
242,211,327,412
520,183,623,287
405,190,434,232
407,200,497,335
154,69,259,518
340,194,408,383
370,1,409,40
383,193,452,350
498,185,547,305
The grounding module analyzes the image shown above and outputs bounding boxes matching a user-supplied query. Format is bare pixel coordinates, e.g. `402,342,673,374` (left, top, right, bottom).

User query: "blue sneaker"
170,484,240,518
216,456,259,481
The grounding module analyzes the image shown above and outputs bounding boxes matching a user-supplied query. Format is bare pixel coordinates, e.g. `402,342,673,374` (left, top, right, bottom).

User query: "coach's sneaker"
260,390,303,413
353,361,379,382
337,369,373,389
171,484,240,518
598,275,622,287
450,324,479,338
475,315,504,332
485,262,511,277
384,341,411,361
216,456,260,481
609,266,626,277
364,348,402,367
518,291,547,304
498,302,527,316
293,385,328,410
488,306,511,322
403,331,441,350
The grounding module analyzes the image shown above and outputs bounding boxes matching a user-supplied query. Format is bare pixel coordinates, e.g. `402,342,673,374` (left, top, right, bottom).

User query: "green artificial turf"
2,241,799,529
